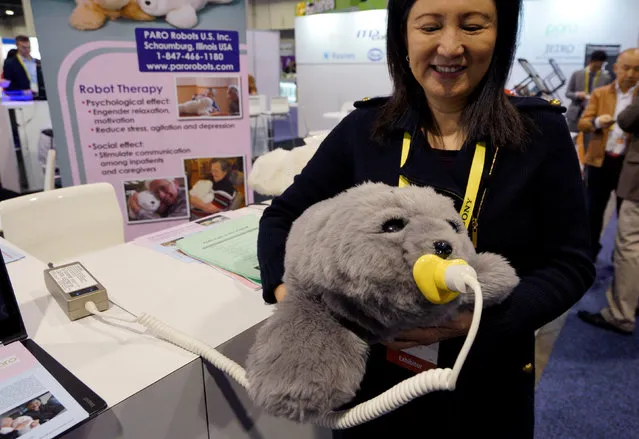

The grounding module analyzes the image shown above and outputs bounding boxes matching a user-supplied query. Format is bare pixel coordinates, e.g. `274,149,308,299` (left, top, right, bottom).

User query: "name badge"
386,343,439,373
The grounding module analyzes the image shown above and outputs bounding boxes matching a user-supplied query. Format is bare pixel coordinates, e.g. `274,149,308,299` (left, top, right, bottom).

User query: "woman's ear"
466,252,519,306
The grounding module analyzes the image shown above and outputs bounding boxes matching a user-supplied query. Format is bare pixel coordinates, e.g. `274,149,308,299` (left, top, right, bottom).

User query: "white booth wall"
295,0,639,136
295,10,391,136
246,29,281,101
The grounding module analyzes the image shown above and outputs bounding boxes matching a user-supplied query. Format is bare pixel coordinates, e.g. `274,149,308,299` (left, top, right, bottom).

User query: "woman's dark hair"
6,49,17,58
375,0,528,149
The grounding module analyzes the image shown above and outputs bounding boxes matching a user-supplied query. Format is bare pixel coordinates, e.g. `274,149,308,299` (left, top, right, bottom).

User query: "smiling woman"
257,0,594,437
376,0,527,151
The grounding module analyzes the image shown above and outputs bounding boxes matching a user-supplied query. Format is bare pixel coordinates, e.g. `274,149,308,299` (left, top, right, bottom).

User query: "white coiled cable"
85,273,482,430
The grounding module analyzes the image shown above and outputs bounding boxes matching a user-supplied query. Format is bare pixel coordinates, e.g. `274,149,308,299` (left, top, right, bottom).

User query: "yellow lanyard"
16,54,31,81
399,132,486,230
584,69,600,94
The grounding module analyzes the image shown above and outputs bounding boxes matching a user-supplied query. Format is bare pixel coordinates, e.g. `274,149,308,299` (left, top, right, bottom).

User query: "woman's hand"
383,311,474,351
274,284,287,302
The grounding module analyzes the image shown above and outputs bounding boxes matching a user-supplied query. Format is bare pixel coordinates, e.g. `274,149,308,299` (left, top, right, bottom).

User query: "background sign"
508,0,639,93
31,0,252,240
295,9,387,64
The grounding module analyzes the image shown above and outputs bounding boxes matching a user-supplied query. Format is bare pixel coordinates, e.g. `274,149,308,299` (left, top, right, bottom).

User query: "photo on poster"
175,76,242,119
0,391,66,436
124,177,190,224
184,156,247,221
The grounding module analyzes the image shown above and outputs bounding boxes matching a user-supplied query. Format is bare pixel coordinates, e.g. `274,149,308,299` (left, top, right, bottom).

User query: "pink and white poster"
31,0,252,240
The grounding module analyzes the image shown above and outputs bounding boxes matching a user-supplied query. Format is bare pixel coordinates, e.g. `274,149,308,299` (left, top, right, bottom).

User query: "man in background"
189,159,237,218
579,92,639,334
578,48,639,261
2,35,42,96
566,50,613,135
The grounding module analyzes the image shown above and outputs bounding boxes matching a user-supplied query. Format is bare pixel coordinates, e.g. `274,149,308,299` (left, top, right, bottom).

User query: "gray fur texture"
245,182,519,422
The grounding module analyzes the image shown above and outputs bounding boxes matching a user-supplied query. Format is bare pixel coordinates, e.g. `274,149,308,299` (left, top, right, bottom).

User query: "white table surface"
71,209,273,354
3,238,198,408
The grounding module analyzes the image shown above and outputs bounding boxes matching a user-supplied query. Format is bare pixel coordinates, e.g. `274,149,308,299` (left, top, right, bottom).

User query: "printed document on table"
0,343,88,439
176,214,261,284
1,245,25,264
133,210,259,264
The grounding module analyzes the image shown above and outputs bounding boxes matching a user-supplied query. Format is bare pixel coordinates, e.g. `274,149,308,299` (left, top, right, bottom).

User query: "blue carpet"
535,215,639,439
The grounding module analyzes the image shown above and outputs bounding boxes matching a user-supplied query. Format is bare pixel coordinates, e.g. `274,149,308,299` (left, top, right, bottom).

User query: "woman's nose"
437,28,464,58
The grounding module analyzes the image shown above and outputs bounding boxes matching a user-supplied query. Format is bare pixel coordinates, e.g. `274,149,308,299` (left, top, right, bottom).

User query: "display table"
3,206,332,438
3,238,208,439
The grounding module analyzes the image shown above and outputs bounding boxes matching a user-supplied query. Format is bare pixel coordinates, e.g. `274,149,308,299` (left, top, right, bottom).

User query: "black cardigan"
256,96,595,436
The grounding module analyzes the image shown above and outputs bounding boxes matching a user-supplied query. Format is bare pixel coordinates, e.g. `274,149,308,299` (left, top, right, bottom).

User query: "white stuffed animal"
247,143,320,196
137,190,161,213
137,0,232,28
190,179,214,204
178,97,213,116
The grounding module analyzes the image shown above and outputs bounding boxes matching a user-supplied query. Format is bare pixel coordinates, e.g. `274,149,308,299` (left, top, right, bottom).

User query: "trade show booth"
294,0,639,134
0,37,52,193
1,0,639,438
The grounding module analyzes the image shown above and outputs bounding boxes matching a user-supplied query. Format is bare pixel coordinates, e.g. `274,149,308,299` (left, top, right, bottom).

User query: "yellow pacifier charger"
412,254,470,304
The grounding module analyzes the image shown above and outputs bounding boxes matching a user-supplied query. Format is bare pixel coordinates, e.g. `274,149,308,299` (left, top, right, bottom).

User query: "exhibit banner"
295,9,387,64
516,0,639,64
30,0,252,240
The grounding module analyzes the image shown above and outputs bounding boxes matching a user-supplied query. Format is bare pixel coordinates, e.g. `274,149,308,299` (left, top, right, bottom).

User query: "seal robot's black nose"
434,241,453,259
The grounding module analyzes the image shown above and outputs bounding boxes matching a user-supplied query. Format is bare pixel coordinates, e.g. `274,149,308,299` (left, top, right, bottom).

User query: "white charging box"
44,262,109,321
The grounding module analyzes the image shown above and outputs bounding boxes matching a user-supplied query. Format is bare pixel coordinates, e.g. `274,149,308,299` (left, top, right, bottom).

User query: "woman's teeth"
433,66,465,73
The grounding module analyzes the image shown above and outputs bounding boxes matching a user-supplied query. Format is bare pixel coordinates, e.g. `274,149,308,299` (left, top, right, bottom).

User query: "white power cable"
84,273,483,429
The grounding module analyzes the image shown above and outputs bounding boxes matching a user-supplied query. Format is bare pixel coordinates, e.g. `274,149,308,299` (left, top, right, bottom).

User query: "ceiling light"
5,10,14,15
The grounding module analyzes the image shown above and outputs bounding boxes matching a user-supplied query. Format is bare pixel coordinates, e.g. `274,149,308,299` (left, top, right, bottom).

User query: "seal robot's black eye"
434,241,453,259
381,218,406,233
446,220,461,233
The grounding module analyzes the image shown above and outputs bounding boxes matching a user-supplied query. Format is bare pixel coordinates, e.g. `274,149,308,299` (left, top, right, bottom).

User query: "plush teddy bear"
245,182,520,422
69,0,155,31
189,179,214,204
137,0,233,29
178,97,214,117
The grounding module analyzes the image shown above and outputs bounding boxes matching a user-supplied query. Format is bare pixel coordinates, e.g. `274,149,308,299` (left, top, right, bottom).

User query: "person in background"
579,93,639,334
566,50,613,135
578,48,639,261
189,159,237,217
257,0,594,437
227,85,240,115
2,35,40,95
0,49,16,88
248,74,258,95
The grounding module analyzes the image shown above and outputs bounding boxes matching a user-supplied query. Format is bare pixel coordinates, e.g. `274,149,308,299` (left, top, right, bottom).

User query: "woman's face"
406,0,497,105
